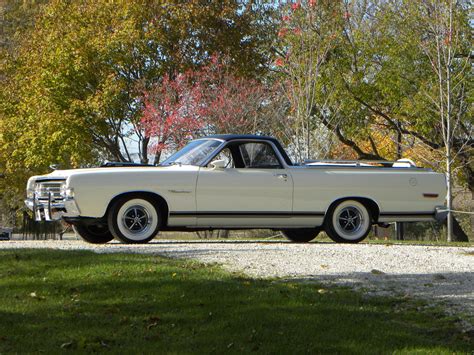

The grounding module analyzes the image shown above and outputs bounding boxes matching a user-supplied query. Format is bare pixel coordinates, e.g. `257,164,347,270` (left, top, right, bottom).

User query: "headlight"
60,186,74,199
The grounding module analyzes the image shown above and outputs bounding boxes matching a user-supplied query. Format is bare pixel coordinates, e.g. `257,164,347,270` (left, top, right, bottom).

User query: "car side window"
239,143,282,169
209,148,234,168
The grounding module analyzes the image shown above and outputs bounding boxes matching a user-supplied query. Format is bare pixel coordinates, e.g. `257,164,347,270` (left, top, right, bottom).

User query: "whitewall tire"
108,195,160,244
325,200,371,243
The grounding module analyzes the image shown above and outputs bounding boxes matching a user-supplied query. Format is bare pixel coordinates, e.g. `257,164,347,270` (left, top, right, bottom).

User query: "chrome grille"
35,182,64,200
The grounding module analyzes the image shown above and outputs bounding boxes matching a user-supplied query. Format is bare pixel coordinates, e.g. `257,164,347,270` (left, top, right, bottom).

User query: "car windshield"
161,139,222,166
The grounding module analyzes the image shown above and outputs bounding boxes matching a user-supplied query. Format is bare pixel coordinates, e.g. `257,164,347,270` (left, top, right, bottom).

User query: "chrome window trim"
200,139,288,169
289,165,432,171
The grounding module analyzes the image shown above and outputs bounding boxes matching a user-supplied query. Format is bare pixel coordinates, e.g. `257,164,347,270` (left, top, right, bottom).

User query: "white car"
25,135,447,244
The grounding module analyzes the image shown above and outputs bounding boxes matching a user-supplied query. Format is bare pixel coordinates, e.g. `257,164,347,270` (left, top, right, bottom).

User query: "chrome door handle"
274,173,288,180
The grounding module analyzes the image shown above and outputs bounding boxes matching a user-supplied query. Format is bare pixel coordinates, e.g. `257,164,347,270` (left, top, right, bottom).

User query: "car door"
195,141,293,227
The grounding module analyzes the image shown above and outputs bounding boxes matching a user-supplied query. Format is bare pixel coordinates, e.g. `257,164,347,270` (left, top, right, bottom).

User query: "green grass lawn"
0,250,472,353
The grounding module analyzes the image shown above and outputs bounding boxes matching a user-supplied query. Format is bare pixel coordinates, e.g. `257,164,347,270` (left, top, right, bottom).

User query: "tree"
0,0,277,213
140,71,204,165
332,0,472,240
405,0,472,241
274,0,472,240
141,55,280,164
195,55,276,135
274,1,343,162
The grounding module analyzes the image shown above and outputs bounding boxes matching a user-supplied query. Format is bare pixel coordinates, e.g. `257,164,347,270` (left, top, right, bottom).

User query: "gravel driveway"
2,240,473,327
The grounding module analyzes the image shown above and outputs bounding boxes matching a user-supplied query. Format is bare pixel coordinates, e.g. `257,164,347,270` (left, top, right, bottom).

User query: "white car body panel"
31,165,200,226
289,167,446,223
195,167,294,227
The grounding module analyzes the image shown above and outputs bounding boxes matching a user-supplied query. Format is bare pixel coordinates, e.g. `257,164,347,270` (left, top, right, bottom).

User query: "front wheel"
324,200,371,243
108,195,161,244
73,221,114,244
281,228,321,243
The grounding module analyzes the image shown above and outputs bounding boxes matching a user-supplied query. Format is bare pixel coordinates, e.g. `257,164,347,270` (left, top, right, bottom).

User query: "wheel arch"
104,191,170,226
324,196,380,223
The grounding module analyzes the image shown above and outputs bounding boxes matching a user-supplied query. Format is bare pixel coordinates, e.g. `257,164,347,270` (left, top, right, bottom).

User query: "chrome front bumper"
25,194,80,222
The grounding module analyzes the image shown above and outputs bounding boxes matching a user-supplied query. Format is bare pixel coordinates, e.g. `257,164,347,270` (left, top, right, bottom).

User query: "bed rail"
303,158,418,168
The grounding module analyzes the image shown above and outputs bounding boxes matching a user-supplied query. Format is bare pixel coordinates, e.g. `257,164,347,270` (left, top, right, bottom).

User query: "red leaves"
140,71,204,155
201,66,265,134
343,11,351,20
309,0,317,7
141,54,267,153
291,2,301,11
275,58,285,67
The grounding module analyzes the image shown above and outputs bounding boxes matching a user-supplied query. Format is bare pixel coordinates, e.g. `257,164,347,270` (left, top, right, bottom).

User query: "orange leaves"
278,27,288,38
275,58,285,67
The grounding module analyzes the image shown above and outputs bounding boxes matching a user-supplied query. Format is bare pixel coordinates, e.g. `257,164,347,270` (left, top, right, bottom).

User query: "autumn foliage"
141,55,270,163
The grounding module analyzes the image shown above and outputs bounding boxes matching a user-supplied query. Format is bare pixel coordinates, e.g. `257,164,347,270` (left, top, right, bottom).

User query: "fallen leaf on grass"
60,341,74,349
100,340,110,348
145,315,161,330
370,269,385,275
147,322,159,330
317,289,328,294
29,292,45,300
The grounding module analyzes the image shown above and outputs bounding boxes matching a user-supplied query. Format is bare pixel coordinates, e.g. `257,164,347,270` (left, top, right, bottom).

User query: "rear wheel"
325,200,371,243
282,228,321,243
108,195,161,244
73,221,114,244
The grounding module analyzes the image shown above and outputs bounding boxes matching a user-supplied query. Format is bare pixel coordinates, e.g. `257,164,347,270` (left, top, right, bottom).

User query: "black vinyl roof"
204,134,277,142
203,134,293,166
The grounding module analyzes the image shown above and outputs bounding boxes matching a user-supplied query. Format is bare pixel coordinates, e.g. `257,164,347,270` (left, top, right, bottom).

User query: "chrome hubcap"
122,205,151,234
337,207,363,235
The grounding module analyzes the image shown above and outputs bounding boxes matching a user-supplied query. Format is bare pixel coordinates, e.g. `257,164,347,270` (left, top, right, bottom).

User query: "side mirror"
209,159,226,169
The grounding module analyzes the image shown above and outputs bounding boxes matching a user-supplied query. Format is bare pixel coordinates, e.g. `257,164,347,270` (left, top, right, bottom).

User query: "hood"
29,165,199,184
51,164,200,176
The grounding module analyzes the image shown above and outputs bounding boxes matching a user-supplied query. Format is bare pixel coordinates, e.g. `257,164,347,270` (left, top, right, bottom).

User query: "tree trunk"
446,156,453,242
153,150,162,166
141,136,150,164
443,215,469,242
396,120,402,159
